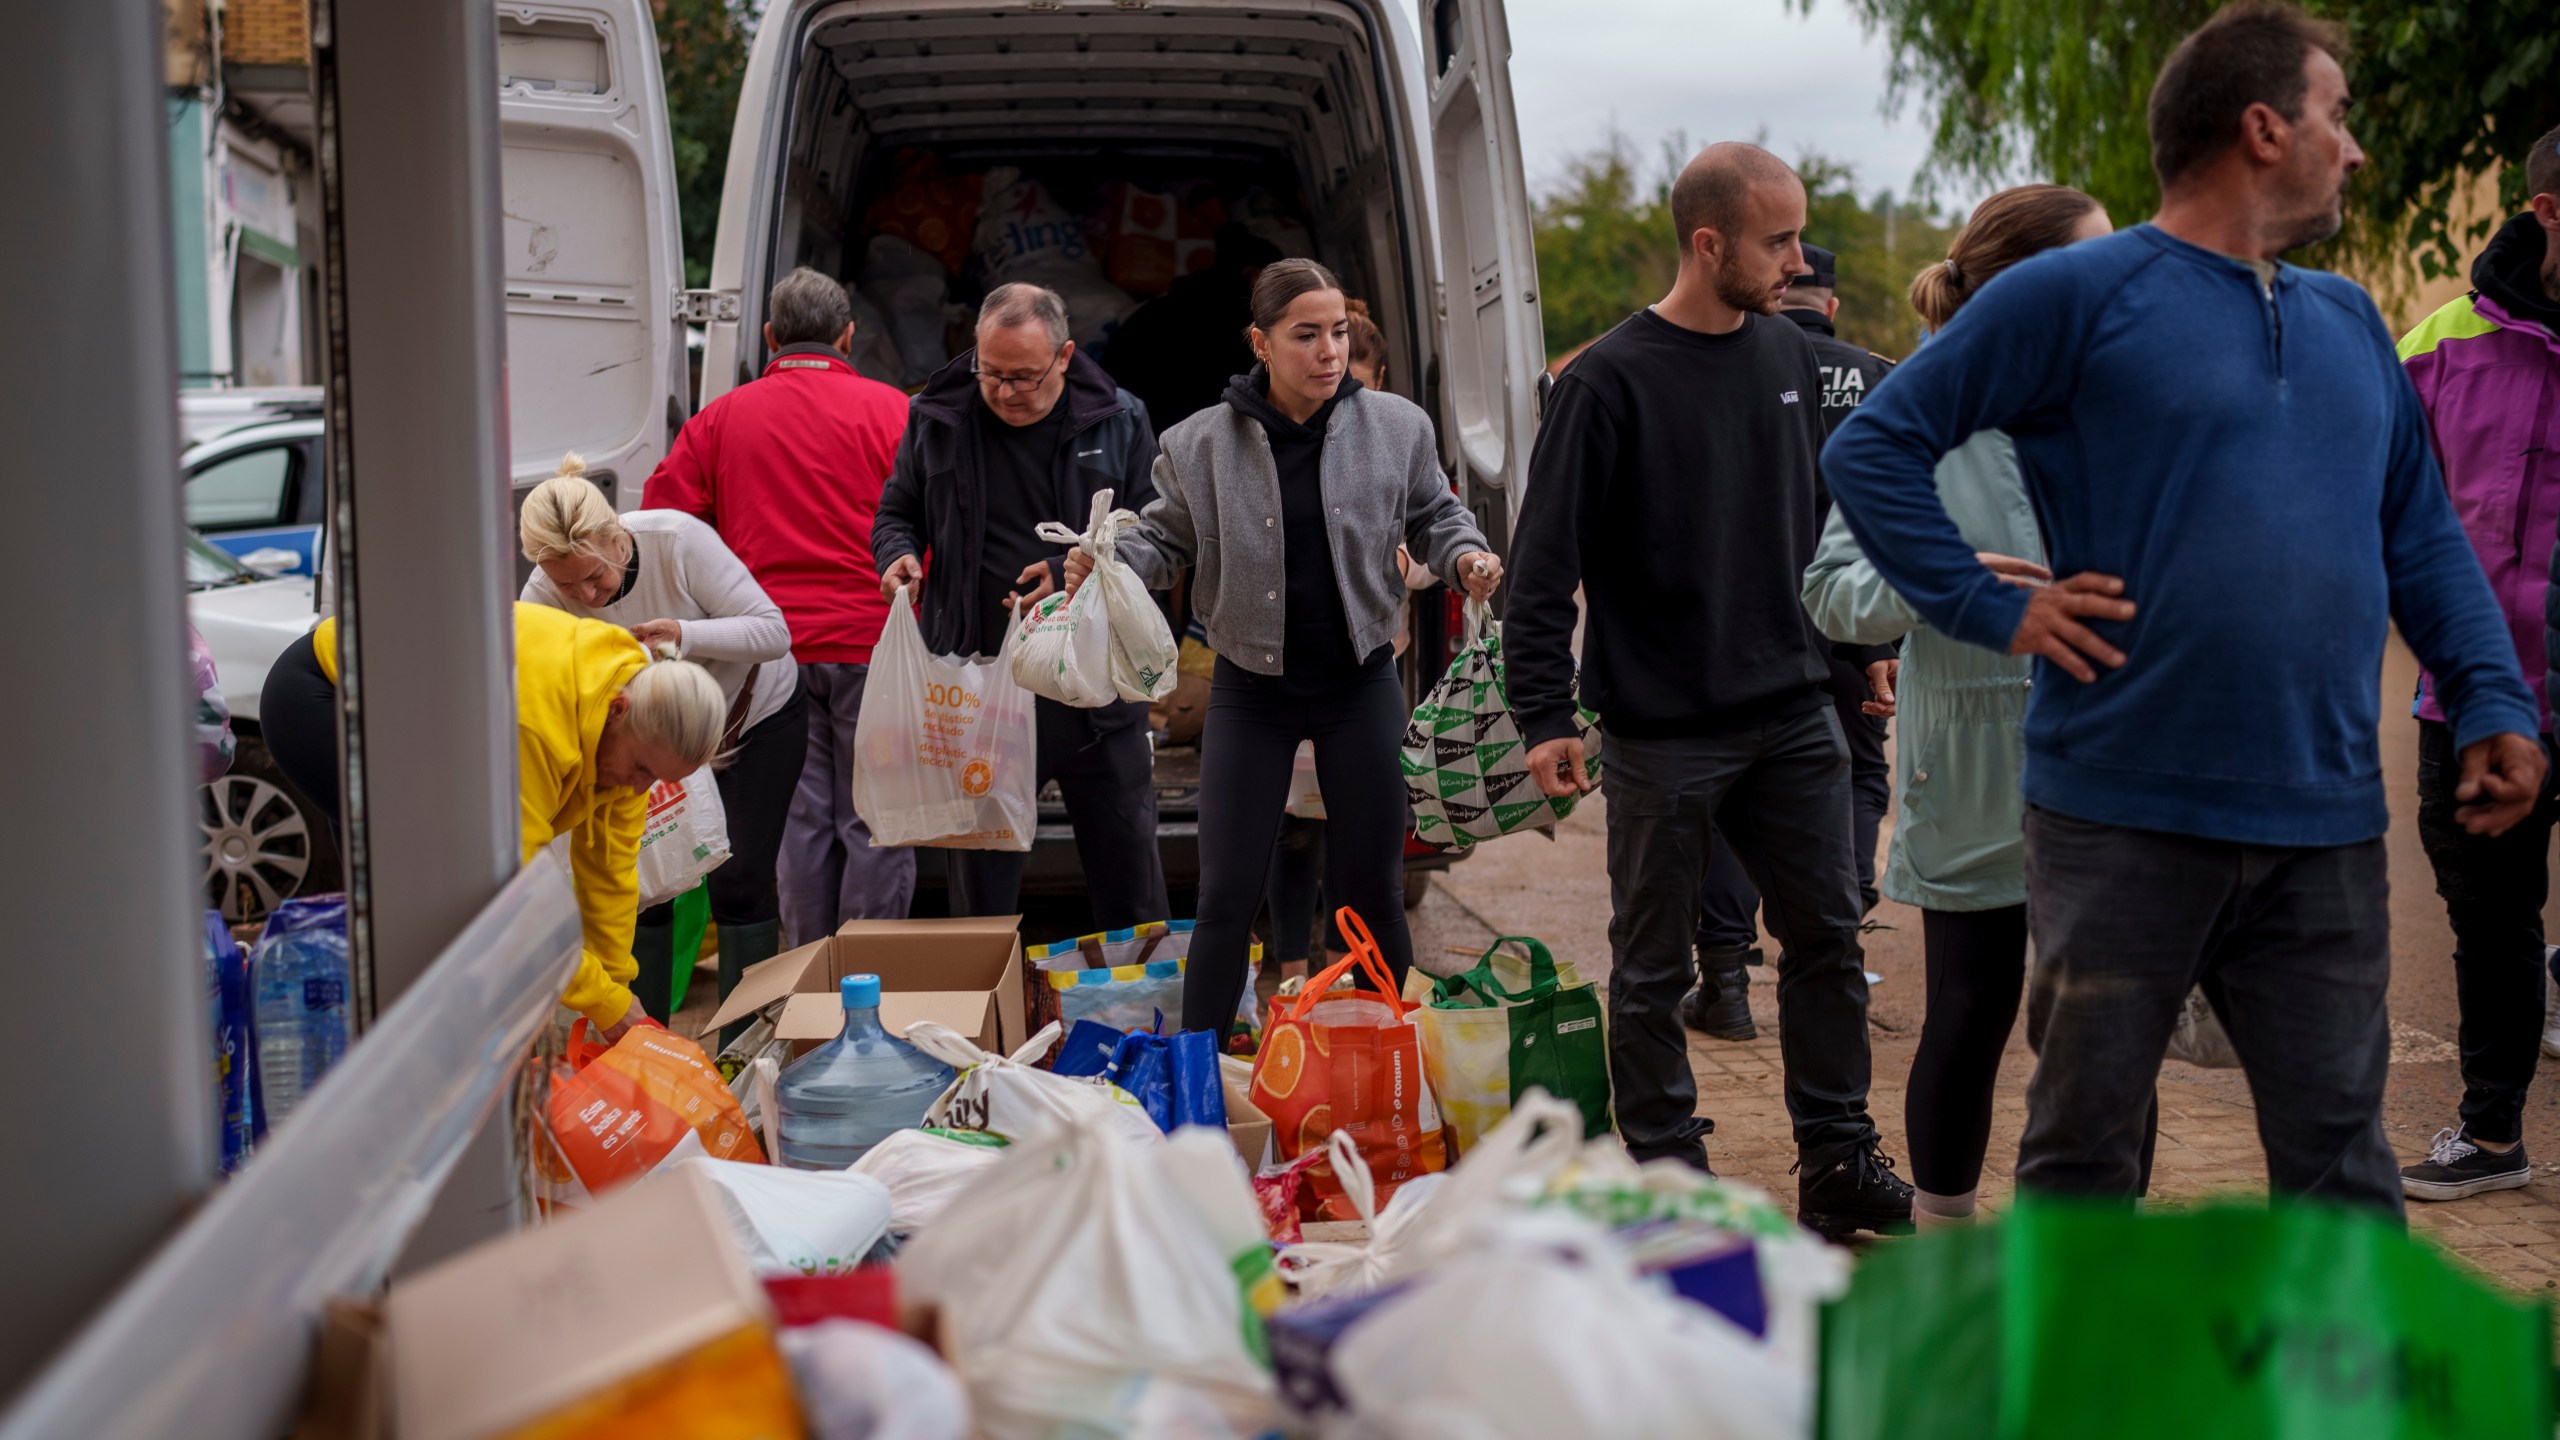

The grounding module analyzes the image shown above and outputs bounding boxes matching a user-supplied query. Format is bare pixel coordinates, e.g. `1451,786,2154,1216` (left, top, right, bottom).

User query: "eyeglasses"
972,347,1066,396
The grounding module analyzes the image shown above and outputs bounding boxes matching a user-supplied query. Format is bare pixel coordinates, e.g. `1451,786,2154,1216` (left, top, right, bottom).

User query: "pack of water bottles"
247,894,351,1138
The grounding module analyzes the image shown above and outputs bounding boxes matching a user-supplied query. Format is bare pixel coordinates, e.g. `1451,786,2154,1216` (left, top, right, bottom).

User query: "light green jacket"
1803,431,2042,912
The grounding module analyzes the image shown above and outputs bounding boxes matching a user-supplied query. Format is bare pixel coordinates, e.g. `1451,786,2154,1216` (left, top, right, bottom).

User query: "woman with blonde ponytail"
1802,182,2110,1230
521,453,806,1042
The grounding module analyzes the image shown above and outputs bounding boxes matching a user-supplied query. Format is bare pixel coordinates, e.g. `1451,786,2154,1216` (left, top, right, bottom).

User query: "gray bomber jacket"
1116,386,1489,676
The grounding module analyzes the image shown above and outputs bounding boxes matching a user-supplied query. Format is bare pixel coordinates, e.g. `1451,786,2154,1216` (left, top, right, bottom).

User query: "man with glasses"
874,283,1172,930
645,266,916,944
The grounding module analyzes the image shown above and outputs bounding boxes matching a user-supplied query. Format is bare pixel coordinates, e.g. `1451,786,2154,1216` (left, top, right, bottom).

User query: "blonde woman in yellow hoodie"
260,602,727,1037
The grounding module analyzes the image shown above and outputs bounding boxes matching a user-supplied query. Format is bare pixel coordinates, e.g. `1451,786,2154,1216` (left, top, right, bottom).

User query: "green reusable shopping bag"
1420,936,1611,1151
665,882,710,1013
1818,1199,2553,1440
1401,600,1602,849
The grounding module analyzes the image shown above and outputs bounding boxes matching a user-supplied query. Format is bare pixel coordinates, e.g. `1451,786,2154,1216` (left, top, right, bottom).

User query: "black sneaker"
1798,1143,1915,1240
2401,1127,2531,1202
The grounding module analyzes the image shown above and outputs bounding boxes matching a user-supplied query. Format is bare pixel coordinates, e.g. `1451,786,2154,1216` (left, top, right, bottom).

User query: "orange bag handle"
1277,907,1406,1024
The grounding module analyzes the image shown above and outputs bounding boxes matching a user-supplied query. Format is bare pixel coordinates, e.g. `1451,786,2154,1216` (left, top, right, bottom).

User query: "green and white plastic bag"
1403,599,1601,848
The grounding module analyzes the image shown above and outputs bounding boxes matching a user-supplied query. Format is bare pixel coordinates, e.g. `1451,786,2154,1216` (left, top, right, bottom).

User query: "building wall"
221,0,310,67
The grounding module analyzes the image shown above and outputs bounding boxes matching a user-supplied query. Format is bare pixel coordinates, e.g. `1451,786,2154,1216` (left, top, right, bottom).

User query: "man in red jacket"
644,267,913,942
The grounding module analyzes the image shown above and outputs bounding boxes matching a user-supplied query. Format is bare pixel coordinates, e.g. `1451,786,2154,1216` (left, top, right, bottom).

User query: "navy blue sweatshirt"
1823,224,2537,846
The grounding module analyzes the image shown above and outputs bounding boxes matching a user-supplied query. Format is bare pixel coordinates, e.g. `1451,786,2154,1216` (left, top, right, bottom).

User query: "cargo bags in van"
1011,488,1178,709
852,586,1037,851
1404,600,1601,849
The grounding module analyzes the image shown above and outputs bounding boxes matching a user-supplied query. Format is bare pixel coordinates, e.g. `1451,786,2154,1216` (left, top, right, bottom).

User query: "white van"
491,0,1544,902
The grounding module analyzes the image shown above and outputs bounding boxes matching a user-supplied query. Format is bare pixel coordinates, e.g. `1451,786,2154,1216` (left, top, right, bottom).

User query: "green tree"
655,0,754,290
1532,138,1956,364
1805,0,2558,286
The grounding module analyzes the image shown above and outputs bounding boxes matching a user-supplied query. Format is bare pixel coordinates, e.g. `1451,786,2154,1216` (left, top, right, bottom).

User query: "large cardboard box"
385,1166,800,1440
703,915,1027,1059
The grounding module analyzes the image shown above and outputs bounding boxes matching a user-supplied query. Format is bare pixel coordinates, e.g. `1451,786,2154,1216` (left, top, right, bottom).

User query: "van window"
1432,0,1466,78
188,445,296,530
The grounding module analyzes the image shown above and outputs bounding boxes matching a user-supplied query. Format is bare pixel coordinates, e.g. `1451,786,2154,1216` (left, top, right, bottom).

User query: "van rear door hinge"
677,288,740,324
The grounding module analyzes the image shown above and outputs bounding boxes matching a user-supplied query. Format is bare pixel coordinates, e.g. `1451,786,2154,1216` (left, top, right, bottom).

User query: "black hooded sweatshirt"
1221,368,1385,689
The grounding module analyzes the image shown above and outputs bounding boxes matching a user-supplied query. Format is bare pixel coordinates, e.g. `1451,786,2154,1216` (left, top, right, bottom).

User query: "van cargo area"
756,1,1426,432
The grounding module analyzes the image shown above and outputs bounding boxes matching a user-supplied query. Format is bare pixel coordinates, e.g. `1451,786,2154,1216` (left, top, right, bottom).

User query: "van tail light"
1444,591,1467,650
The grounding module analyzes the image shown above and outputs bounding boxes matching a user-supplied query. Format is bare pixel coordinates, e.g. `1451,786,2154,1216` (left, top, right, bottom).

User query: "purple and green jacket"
2401,212,2560,735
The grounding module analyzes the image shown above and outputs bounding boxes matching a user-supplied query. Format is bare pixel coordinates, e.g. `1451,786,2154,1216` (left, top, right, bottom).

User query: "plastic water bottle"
251,895,351,1131
774,974,957,1170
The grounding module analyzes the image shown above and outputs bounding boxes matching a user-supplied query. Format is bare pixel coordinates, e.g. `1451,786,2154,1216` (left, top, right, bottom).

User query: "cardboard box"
1228,1091,1273,1172
702,915,1026,1059
386,1166,799,1440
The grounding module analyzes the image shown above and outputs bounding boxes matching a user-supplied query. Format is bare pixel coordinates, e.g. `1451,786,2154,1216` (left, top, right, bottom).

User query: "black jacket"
874,348,1161,657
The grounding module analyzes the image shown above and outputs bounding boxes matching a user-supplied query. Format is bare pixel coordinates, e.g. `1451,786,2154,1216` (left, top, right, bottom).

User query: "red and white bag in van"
851,585,1038,851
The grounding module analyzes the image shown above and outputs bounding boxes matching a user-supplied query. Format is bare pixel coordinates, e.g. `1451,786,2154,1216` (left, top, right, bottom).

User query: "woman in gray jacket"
1068,259,1501,1039
1804,184,2110,1226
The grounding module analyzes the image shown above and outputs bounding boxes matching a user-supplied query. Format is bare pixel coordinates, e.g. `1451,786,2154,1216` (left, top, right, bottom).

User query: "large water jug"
774,974,957,1169
251,894,350,1132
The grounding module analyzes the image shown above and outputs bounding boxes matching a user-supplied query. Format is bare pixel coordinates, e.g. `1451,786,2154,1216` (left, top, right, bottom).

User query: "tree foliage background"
1534,137,1958,365
655,0,755,289
1804,0,2556,290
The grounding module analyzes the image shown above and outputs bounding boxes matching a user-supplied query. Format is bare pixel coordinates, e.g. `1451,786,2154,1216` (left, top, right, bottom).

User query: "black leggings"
640,681,808,929
261,629,343,832
1905,904,2028,1197
1185,657,1412,1035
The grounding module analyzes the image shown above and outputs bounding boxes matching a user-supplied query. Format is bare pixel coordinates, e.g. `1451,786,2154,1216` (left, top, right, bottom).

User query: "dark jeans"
1697,657,1889,950
949,696,1169,933
639,682,807,929
1604,709,1879,1169
2415,719,2560,1146
781,662,917,945
2017,805,2401,1216
1186,658,1411,1035
1905,905,2027,1197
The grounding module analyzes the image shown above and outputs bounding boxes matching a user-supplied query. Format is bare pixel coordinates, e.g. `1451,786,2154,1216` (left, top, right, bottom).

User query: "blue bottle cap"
841,974,882,1009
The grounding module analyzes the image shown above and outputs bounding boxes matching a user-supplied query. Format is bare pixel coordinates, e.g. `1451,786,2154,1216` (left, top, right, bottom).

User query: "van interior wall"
767,3,1414,433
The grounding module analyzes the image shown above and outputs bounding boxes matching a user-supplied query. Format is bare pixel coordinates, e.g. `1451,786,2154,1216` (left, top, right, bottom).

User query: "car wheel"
199,733,339,925
1404,870,1431,911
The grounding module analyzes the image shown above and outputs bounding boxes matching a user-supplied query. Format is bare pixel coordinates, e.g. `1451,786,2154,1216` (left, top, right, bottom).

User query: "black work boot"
1797,1141,1916,1241
1679,943,1759,1041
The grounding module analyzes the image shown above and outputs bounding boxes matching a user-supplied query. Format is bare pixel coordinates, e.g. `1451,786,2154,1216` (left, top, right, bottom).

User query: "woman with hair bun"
1067,258,1502,1040
1802,182,2111,1227
519,453,806,1038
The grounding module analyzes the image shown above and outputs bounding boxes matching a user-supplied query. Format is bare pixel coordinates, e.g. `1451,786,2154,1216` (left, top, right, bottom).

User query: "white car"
187,531,334,922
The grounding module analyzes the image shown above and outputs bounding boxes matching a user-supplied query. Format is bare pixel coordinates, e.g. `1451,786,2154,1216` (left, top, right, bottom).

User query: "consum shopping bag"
1417,935,1610,1156
1816,1198,2554,1440
851,585,1037,851
1250,907,1447,1221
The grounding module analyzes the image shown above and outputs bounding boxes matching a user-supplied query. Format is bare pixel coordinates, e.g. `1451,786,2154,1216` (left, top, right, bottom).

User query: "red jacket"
643,344,907,663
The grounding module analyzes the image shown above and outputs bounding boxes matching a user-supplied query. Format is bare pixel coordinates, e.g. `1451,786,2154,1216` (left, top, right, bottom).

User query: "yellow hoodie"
311,605,651,1026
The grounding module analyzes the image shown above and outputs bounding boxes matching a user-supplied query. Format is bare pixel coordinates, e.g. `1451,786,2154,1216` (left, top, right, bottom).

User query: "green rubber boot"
627,919,676,1030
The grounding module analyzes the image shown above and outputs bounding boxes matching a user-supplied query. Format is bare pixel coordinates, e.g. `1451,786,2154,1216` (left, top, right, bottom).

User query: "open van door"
1424,0,1544,536
494,0,688,514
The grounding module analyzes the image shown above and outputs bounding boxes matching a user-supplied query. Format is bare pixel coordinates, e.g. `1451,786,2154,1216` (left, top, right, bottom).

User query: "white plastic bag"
849,1128,1006,1235
2165,984,2242,1068
668,1156,893,1278
633,764,730,907
783,1319,972,1440
1011,488,1178,708
851,586,1037,851
897,1111,1279,1440
909,1019,1160,1147
1328,1212,1803,1440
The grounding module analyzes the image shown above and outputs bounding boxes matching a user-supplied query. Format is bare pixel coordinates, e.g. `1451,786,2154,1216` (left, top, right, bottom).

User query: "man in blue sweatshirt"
1823,1,2546,1217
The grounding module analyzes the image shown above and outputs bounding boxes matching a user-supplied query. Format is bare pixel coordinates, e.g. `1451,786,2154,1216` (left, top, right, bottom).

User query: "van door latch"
677,289,741,324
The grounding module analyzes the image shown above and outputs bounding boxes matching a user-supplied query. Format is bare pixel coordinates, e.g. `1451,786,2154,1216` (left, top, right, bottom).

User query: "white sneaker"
2544,948,2560,1060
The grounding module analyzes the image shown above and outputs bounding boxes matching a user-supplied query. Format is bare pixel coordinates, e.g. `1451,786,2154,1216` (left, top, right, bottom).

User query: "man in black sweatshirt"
1507,142,1911,1237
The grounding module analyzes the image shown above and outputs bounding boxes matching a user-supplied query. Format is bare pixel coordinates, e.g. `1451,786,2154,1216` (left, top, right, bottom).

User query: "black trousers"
1698,655,1889,948
948,696,1169,934
639,682,808,929
261,629,342,831
1905,904,2028,1196
2416,718,2560,1146
1186,657,1411,1035
1604,709,1880,1170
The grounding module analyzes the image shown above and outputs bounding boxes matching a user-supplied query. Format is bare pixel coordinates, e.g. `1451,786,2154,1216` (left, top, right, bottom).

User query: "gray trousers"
1604,708,1880,1169
2018,805,2402,1217
780,661,917,945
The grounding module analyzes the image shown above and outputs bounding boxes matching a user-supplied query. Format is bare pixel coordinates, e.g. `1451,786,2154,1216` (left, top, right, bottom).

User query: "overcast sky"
1405,0,1976,211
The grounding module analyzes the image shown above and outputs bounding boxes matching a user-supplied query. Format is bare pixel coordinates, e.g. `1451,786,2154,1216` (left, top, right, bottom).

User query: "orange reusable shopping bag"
1249,908,1447,1221
543,1023,765,1202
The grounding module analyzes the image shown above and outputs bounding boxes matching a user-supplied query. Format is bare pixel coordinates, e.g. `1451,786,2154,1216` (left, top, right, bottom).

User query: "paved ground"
1425,636,2560,1308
